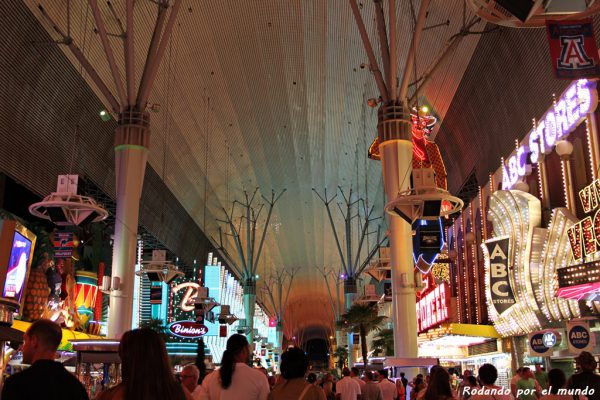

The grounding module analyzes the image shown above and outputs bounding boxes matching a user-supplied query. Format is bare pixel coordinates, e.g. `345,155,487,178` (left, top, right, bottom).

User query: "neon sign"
172,282,201,312
416,281,450,333
168,320,208,338
567,179,600,261
502,79,597,189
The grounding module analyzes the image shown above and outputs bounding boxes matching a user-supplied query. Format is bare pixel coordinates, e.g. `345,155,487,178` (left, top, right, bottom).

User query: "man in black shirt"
400,372,408,399
568,351,600,400
2,319,88,400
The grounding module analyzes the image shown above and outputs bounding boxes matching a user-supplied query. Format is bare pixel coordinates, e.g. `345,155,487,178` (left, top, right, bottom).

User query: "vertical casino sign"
483,236,516,315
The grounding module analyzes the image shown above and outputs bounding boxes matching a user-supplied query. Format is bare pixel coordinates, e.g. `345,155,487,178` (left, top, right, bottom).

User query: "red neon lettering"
580,186,593,214
416,283,449,332
593,180,600,210
582,217,597,257
568,223,583,261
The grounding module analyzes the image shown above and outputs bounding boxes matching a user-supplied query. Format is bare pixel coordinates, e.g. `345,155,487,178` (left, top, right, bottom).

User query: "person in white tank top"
202,334,270,400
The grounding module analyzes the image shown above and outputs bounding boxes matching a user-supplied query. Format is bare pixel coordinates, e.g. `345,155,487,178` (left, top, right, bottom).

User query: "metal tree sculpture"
261,267,299,353
316,266,344,353
349,0,479,361
213,188,285,346
313,187,386,299
313,186,386,365
34,0,182,337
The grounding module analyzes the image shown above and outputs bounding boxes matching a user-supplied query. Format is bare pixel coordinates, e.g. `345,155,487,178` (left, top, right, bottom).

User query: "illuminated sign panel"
483,237,516,315
502,79,597,189
556,260,600,300
204,265,222,337
556,178,600,300
416,282,450,333
567,179,600,262
168,321,208,338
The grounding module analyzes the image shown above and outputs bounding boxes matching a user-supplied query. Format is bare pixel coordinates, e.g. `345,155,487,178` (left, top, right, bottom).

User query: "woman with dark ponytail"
202,334,270,400
97,328,191,400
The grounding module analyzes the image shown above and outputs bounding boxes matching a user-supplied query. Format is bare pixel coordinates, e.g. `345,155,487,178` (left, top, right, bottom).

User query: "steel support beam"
349,0,389,102
398,0,431,102
88,0,127,107
137,0,183,109
37,5,120,113
389,0,397,101
125,0,135,105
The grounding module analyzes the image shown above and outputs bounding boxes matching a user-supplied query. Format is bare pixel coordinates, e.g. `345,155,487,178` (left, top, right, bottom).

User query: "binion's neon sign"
502,79,597,190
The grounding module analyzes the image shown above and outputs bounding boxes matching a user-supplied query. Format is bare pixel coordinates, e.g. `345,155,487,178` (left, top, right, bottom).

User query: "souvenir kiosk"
70,339,121,398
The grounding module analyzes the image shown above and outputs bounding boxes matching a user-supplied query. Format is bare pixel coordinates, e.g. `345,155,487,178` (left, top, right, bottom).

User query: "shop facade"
136,252,276,368
457,78,600,374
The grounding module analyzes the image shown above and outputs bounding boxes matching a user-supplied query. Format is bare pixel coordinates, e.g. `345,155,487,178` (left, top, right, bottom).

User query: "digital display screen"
3,231,32,304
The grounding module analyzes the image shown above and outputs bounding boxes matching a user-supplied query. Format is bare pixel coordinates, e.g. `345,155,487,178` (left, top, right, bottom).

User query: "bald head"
181,364,200,392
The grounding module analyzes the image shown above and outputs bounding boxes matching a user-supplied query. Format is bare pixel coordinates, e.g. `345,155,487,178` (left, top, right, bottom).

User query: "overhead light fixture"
99,109,111,122
135,250,184,284
29,175,108,226
384,168,463,223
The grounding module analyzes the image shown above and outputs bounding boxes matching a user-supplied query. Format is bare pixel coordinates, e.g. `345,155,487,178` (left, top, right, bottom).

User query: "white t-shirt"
380,379,399,400
202,363,270,400
337,376,362,400
353,377,367,393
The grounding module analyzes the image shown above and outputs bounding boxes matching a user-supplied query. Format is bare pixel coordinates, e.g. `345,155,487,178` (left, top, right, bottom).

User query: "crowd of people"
4,319,600,400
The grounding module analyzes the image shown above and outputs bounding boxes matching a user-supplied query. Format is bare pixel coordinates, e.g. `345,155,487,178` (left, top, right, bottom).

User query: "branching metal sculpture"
316,266,345,350
212,188,286,345
261,267,299,351
313,187,386,297
313,186,386,366
33,0,183,337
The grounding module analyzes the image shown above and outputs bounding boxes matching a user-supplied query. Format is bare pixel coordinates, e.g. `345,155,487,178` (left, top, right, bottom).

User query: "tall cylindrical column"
276,322,283,353
107,109,150,338
377,103,417,360
344,277,357,367
243,279,257,354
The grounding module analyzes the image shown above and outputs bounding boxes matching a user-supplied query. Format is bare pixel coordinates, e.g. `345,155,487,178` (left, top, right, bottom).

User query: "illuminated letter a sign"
484,237,516,315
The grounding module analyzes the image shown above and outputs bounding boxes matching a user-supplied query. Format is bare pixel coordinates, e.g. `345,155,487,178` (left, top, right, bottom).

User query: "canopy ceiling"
22,0,490,337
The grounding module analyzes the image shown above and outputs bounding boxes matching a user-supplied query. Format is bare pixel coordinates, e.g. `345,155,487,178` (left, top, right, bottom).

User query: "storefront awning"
11,320,102,351
419,323,500,341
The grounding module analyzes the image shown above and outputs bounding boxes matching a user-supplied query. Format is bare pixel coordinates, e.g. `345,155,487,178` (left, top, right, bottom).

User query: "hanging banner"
53,232,74,258
484,237,516,315
546,19,600,79
567,321,594,354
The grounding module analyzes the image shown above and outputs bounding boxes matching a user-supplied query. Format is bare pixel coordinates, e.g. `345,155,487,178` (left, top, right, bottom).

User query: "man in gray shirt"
362,371,383,400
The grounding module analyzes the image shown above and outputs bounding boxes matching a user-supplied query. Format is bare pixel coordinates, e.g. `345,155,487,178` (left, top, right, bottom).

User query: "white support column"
378,104,417,361
107,110,150,338
243,280,257,352
344,277,357,367
276,322,283,353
